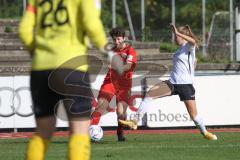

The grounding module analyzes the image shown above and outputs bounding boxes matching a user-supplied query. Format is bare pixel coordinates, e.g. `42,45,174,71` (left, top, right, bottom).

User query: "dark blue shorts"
31,69,93,119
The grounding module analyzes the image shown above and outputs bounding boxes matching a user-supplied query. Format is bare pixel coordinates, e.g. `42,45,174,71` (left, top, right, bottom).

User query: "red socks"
91,111,102,125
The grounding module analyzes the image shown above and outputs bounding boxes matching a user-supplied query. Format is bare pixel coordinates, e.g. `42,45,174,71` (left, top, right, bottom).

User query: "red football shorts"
98,82,131,103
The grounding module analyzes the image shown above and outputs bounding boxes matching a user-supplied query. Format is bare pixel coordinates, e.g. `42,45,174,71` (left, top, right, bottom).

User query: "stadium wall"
0,73,239,129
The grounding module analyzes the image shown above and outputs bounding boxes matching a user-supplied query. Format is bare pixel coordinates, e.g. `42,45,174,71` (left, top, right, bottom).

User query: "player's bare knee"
96,99,109,113
117,110,123,116
116,108,126,118
146,89,157,98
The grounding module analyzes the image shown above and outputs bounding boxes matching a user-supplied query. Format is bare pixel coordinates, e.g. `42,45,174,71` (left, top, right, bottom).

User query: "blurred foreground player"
19,0,109,159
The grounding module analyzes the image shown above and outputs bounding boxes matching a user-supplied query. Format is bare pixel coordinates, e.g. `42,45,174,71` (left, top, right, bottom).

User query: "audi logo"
0,87,33,117
0,86,142,118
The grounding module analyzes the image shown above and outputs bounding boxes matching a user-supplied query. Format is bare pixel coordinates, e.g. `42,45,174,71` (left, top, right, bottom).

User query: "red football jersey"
103,45,137,88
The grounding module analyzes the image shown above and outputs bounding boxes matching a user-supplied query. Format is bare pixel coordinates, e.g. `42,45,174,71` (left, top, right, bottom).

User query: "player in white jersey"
119,24,217,140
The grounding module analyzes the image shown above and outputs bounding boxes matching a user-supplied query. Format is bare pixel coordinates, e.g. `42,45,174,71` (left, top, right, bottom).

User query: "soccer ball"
89,125,103,141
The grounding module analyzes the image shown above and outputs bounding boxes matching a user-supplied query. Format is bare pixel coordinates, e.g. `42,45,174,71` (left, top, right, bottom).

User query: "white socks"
193,115,207,134
133,97,153,122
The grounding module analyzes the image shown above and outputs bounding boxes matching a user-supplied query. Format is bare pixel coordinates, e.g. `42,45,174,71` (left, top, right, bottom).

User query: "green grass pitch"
0,132,240,160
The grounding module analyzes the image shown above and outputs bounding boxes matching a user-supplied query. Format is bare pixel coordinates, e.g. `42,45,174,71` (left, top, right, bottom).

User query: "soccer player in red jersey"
91,27,137,141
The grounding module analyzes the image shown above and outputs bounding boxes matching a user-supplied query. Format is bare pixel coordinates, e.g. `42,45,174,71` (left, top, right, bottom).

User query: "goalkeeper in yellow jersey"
19,0,109,160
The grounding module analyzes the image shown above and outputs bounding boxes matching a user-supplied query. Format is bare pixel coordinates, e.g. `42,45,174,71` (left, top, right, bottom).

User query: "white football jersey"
169,42,196,84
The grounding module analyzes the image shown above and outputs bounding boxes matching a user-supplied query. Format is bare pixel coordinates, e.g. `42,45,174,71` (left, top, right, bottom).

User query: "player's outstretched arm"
81,0,126,75
18,0,36,54
170,23,196,46
81,0,107,50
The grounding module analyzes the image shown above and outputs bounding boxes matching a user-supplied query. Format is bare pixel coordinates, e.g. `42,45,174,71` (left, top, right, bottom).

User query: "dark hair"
109,27,125,39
